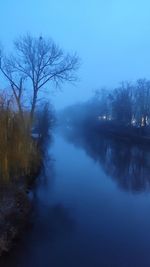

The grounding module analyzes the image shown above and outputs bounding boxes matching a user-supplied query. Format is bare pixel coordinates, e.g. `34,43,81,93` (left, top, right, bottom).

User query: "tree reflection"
65,130,150,193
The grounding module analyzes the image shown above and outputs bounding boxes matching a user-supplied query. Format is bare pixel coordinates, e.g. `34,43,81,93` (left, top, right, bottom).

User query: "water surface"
1,131,150,267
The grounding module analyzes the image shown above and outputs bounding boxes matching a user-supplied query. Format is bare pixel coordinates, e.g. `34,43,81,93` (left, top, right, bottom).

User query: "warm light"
131,117,136,126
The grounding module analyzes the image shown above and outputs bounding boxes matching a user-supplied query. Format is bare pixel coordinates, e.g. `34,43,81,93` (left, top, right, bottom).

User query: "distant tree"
0,34,79,125
111,83,133,125
134,79,150,126
93,88,111,119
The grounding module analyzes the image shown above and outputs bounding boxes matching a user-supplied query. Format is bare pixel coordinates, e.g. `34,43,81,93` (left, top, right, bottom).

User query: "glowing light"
131,116,136,126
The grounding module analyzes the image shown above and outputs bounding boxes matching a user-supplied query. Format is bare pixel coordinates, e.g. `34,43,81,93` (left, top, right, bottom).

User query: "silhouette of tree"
0,34,79,124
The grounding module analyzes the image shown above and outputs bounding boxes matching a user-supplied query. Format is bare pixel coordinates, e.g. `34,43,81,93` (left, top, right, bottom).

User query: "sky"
1,0,150,109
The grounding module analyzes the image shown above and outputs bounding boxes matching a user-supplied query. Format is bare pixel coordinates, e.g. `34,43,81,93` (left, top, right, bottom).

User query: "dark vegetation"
59,80,150,193
0,34,78,255
63,128,150,193
60,79,150,143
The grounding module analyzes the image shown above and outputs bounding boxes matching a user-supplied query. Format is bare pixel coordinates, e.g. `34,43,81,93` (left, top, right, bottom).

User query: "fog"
2,2,150,265
1,0,150,109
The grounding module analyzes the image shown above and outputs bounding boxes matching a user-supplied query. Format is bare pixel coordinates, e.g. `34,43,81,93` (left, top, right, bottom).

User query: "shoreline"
0,160,42,257
0,187,31,256
80,121,150,146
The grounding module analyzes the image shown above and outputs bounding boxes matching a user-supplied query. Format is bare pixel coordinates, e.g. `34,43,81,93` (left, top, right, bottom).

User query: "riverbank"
0,145,43,256
80,120,150,146
0,186,31,256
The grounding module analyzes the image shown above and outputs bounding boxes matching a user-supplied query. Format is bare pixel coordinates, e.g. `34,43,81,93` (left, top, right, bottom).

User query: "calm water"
1,130,150,267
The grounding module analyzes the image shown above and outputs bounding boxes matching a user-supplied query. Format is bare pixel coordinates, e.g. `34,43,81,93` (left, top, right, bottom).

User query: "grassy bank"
0,95,53,255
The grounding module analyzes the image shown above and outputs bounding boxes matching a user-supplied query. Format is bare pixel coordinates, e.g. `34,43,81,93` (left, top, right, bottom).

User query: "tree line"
60,79,150,132
92,79,150,127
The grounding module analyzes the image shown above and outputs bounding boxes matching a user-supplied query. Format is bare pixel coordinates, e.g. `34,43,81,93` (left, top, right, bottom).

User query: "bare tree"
134,79,150,127
0,34,79,124
111,83,133,125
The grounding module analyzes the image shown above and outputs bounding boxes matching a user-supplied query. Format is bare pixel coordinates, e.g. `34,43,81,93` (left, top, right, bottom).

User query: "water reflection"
30,203,75,243
0,202,75,267
0,151,75,267
64,129,150,193
1,131,150,267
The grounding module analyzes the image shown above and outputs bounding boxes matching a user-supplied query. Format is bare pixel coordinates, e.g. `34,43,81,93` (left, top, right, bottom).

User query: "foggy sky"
1,0,150,109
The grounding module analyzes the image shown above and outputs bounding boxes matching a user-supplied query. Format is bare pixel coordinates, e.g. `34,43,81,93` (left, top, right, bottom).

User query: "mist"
1,2,150,267
1,0,150,109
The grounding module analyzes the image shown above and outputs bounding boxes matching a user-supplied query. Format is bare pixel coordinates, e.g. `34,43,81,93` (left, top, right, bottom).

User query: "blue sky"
1,0,150,108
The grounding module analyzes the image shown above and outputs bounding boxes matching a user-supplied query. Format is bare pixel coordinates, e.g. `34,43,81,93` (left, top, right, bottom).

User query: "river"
1,130,150,267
